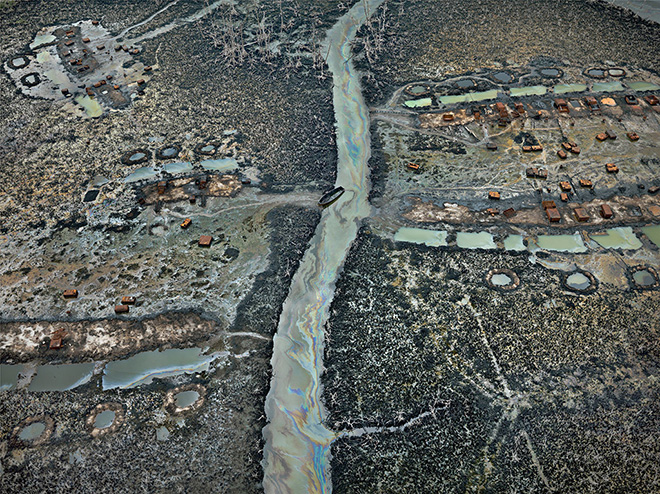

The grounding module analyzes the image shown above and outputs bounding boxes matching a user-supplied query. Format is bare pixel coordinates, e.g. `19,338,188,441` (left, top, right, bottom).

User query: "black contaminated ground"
325,228,660,493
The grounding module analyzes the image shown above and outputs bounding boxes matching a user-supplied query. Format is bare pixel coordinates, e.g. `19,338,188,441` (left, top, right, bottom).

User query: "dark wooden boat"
318,186,345,207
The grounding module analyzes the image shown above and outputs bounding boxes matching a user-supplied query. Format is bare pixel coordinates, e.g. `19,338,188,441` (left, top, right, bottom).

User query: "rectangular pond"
394,227,448,247
536,233,587,253
28,363,95,392
627,81,660,92
590,227,642,250
404,98,432,108
593,81,625,92
510,86,547,97
456,231,496,250
554,84,587,94
642,225,660,248
438,90,499,105
102,347,217,389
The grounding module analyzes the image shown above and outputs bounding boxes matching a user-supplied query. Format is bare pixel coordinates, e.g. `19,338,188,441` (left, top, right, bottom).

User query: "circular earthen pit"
630,266,658,289
585,67,607,79
157,144,181,160
20,72,41,87
12,415,54,447
165,383,206,415
404,84,431,97
562,270,598,294
7,55,30,70
539,67,562,78
86,403,124,437
121,148,151,165
485,268,520,291
194,142,219,156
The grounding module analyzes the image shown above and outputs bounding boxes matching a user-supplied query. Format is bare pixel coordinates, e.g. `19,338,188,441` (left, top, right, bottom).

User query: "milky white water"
261,1,384,491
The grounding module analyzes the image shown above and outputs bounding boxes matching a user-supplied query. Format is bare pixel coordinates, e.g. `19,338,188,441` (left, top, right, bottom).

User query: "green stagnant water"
124,166,157,183
30,33,56,50
590,227,642,250
627,81,660,92
593,81,625,92
456,231,496,249
404,97,432,108
201,158,238,172
438,89,499,105
503,234,526,251
510,86,547,97
536,233,587,253
641,225,660,248
0,364,25,391
75,95,103,118
28,362,95,392
102,348,217,389
554,83,587,94
164,161,193,174
394,227,448,247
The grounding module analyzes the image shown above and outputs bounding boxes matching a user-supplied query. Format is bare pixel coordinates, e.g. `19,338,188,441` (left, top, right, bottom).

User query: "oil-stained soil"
325,228,660,493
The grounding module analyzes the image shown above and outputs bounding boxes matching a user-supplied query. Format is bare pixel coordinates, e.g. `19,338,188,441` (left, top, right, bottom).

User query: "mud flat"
325,228,660,492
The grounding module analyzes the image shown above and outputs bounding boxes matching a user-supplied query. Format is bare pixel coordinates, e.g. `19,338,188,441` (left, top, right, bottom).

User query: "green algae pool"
627,81,660,92
536,233,587,253
456,231,496,249
642,225,660,248
554,83,587,94
75,95,103,118
510,86,547,97
394,227,448,247
438,89,499,105
590,227,642,250
404,98,432,108
503,234,526,251
593,81,625,92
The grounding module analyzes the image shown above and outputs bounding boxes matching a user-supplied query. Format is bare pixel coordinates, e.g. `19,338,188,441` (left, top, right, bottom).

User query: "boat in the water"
318,186,345,207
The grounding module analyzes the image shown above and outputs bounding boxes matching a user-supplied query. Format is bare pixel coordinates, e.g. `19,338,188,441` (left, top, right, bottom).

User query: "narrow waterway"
261,1,384,492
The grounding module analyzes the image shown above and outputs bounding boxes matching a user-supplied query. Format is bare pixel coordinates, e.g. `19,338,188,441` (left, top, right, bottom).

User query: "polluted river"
261,0,384,492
